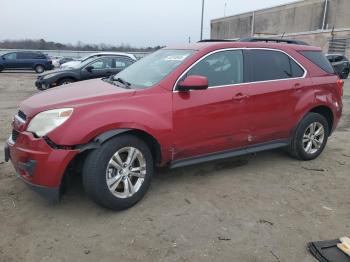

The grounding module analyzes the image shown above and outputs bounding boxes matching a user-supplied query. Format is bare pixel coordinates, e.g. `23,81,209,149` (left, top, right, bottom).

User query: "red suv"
5,40,343,210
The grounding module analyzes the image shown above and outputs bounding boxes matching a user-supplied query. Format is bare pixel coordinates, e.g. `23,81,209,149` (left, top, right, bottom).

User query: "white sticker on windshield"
164,54,189,61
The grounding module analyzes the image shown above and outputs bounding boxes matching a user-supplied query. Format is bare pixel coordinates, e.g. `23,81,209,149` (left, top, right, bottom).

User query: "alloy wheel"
302,122,325,154
105,147,146,199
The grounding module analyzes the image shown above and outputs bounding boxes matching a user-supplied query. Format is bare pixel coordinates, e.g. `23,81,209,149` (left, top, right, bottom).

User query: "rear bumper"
4,131,79,200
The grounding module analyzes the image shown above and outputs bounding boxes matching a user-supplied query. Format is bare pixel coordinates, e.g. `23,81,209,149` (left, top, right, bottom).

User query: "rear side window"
245,50,304,82
300,51,334,74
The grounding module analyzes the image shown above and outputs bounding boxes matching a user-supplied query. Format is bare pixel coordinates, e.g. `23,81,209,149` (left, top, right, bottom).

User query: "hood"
20,78,135,117
39,67,73,77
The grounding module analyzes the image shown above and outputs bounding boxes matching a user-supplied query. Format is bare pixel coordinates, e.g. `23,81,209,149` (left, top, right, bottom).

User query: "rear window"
300,51,334,74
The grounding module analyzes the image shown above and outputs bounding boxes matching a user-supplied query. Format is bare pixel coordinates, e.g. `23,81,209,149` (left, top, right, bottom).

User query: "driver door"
172,50,249,160
2,53,18,69
81,57,116,79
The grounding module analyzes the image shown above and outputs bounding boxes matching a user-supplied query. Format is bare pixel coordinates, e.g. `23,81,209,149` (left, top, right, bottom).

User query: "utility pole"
200,0,205,40
224,2,227,17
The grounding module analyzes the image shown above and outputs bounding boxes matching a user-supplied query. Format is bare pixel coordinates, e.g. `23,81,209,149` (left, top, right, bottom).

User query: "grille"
12,129,19,142
18,110,27,121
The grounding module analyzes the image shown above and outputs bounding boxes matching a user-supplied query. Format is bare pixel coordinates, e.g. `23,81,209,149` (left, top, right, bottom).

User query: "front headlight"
27,108,74,137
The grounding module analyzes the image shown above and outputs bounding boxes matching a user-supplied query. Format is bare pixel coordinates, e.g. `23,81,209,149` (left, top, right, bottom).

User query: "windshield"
113,49,195,88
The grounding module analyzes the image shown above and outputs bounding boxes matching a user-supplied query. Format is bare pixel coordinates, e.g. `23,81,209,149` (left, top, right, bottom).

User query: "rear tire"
34,65,45,73
287,113,329,160
83,135,154,210
0,65,3,72
58,78,75,86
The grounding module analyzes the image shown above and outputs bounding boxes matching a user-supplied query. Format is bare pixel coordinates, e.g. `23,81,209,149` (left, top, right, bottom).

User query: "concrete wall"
211,0,350,39
276,29,350,57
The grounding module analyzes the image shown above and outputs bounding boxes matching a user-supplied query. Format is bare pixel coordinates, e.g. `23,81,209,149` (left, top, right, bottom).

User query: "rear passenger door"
17,52,35,68
242,49,306,144
114,57,134,73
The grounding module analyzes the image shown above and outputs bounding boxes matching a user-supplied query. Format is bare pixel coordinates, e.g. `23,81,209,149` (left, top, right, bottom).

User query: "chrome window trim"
172,47,307,92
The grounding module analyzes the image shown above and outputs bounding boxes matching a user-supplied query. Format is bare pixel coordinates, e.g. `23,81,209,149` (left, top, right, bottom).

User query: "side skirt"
169,140,288,169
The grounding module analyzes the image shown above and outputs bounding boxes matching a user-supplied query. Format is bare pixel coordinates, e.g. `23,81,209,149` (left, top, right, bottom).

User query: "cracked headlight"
27,108,74,137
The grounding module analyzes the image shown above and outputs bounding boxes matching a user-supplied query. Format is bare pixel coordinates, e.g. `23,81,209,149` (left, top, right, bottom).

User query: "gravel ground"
0,72,349,262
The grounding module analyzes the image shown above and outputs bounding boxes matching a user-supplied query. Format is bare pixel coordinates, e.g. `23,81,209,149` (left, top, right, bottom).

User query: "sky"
1,0,297,47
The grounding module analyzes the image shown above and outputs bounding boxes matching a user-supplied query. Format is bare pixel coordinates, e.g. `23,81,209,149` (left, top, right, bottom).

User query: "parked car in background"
58,57,74,65
326,53,350,79
60,52,137,69
35,55,135,90
50,56,64,68
5,40,343,210
0,51,54,73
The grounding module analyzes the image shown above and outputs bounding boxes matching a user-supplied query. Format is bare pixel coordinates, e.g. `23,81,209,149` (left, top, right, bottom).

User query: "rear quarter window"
300,51,334,74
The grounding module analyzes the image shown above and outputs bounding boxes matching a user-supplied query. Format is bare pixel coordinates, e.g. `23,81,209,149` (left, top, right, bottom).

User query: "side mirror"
85,66,93,72
177,75,208,92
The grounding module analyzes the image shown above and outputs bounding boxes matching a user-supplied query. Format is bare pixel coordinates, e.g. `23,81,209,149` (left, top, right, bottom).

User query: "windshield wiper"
114,77,131,88
103,76,131,89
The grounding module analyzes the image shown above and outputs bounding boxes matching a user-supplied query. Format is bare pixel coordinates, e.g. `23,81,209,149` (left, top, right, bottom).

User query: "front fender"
47,89,173,159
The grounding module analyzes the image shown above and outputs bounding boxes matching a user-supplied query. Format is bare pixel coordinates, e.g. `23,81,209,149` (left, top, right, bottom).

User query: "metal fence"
0,48,150,59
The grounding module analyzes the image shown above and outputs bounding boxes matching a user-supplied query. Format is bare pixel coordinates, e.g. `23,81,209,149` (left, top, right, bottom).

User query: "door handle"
294,83,302,90
233,92,248,101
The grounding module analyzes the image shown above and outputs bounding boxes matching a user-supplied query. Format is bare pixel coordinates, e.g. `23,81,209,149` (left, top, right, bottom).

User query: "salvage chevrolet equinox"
5,39,343,210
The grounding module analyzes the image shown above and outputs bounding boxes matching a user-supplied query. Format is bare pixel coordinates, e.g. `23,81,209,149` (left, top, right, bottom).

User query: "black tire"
83,134,154,210
58,78,75,86
34,65,45,73
287,113,329,160
341,69,349,79
0,65,3,72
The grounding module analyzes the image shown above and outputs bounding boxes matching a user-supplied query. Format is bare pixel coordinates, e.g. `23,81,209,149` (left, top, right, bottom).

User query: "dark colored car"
35,55,136,90
5,41,343,210
0,51,54,73
326,54,350,79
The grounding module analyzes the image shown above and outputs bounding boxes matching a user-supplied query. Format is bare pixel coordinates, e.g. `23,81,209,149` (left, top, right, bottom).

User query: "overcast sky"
1,0,296,47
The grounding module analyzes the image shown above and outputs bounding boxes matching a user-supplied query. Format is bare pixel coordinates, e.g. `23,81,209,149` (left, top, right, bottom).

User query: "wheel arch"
78,128,162,165
33,63,45,69
308,105,334,134
57,76,78,83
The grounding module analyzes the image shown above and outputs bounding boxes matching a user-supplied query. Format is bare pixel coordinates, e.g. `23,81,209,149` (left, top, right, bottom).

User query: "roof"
87,52,137,60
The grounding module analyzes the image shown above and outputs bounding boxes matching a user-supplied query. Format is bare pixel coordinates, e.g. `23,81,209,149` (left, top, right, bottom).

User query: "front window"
184,50,244,87
113,49,195,88
3,53,17,60
88,58,113,69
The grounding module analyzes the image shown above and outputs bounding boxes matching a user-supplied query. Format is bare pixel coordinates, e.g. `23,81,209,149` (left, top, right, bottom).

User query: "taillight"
337,78,344,96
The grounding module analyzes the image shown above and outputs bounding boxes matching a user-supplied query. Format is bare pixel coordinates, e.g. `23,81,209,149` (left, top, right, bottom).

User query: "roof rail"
239,37,309,45
198,39,237,43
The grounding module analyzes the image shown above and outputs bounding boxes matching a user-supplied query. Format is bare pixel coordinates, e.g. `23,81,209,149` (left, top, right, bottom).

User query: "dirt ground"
0,72,349,262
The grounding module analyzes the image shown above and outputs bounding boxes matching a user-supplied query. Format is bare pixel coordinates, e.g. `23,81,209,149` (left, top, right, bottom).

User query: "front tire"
83,135,154,210
287,113,329,160
58,78,75,86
